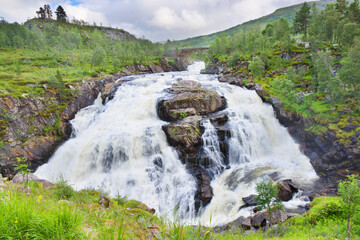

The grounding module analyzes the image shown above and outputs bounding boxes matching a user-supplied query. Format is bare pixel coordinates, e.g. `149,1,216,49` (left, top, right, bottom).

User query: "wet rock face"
0,58,189,177
157,80,228,211
162,116,203,158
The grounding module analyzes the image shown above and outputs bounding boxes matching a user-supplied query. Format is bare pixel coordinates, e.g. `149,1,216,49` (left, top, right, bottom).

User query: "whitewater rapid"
35,62,318,225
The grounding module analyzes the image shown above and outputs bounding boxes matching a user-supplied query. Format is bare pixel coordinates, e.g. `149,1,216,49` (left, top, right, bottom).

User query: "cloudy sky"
0,0,307,41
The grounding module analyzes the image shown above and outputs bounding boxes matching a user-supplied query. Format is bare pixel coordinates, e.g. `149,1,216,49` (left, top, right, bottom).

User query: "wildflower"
37,195,43,203
15,220,18,224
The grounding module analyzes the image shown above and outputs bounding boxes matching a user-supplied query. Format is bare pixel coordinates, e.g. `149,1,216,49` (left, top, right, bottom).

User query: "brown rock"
242,194,258,206
255,83,268,99
162,116,203,151
149,63,164,73
277,179,298,201
241,216,252,230
101,80,124,102
251,212,267,228
157,80,226,121
265,209,288,225
99,194,111,208
210,114,229,126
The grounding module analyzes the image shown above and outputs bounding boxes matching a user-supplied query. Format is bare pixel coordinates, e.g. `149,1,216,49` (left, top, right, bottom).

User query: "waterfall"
35,62,318,225
200,119,226,175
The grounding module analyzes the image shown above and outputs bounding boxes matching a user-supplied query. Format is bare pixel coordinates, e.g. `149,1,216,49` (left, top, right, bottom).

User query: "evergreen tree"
55,6,67,22
313,51,343,103
249,56,265,79
347,0,360,23
36,7,45,19
44,5,53,19
293,2,311,39
335,0,348,17
339,44,360,105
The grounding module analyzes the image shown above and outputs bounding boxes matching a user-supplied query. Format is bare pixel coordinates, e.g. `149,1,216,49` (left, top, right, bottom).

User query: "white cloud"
62,3,108,26
0,0,309,41
150,7,181,30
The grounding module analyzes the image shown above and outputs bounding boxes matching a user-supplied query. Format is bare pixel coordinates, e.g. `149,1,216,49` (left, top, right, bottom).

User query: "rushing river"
35,62,318,226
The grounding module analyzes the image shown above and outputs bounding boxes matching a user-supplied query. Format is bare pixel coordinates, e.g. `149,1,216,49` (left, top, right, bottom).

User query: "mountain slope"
178,1,334,47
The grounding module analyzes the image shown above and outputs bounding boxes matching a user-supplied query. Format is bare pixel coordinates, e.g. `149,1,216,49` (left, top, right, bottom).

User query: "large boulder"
241,217,252,230
162,116,203,157
265,209,288,225
251,212,267,229
12,173,55,188
241,194,258,208
277,179,299,201
157,80,226,122
12,173,40,184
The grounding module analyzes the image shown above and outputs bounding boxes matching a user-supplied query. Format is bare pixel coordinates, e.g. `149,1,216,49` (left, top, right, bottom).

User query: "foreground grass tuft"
0,180,359,239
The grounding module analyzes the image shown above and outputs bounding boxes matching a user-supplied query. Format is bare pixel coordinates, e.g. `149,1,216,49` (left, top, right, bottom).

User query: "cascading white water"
200,119,225,174
35,62,318,226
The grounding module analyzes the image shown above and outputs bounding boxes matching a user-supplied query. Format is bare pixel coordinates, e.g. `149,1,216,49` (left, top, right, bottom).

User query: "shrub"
308,197,345,223
114,193,128,205
123,199,142,209
54,179,74,200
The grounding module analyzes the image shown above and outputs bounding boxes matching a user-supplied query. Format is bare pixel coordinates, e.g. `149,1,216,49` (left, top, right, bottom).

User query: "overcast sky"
0,0,307,42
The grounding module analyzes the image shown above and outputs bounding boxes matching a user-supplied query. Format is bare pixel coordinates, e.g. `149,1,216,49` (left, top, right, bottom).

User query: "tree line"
36,4,67,22
0,18,179,72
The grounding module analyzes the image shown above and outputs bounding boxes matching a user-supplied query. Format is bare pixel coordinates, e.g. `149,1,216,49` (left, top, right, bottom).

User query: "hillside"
0,18,179,98
178,1,334,47
0,18,186,175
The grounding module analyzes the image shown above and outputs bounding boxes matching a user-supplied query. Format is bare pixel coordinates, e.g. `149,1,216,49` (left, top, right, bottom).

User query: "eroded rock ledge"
157,80,227,210
0,58,189,176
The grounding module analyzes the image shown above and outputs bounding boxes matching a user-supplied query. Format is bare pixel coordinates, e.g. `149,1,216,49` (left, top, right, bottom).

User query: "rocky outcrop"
157,80,227,211
0,58,189,177
157,80,226,122
162,116,203,159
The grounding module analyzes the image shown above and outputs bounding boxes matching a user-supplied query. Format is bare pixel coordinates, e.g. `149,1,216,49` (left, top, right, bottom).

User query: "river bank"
0,58,189,176
203,58,359,188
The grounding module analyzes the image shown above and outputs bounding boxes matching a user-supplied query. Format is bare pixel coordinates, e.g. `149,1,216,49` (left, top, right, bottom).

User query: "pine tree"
36,7,45,19
347,0,360,23
293,2,311,39
339,44,360,106
44,5,53,19
335,0,348,18
55,5,67,22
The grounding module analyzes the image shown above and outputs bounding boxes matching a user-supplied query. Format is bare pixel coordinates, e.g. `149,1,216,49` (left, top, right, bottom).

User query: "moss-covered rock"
157,80,226,122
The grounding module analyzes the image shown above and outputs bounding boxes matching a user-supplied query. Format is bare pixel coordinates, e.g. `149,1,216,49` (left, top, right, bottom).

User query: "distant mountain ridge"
178,0,335,47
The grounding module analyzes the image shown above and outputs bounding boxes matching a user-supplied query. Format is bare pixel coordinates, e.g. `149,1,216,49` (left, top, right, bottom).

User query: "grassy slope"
0,19,163,98
178,1,333,48
0,179,358,239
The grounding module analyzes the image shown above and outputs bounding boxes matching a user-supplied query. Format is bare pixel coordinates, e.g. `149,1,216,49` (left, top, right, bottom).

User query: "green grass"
1,180,359,239
0,48,165,98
